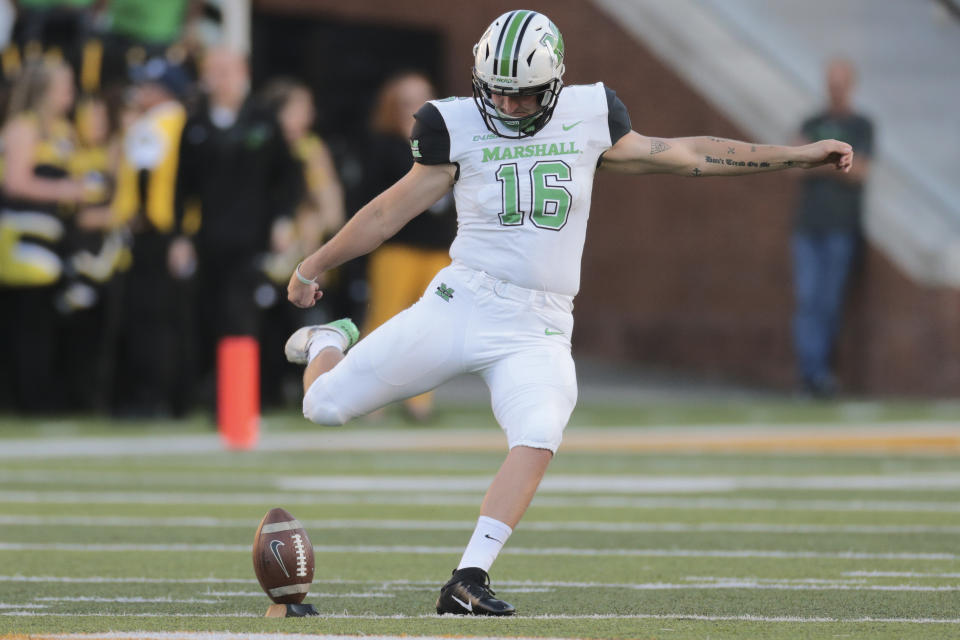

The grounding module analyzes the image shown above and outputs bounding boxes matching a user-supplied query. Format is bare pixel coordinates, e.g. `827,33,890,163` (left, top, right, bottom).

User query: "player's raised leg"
284,318,359,393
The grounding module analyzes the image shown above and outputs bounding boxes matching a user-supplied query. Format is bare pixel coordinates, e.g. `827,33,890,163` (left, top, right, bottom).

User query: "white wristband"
295,262,317,285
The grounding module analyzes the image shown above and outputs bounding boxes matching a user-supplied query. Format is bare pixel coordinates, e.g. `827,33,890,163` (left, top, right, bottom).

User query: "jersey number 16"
496,160,572,231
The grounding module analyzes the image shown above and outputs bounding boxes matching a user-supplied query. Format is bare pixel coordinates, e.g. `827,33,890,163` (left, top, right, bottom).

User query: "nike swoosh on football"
451,594,473,612
544,328,564,336
269,539,290,578
562,120,583,131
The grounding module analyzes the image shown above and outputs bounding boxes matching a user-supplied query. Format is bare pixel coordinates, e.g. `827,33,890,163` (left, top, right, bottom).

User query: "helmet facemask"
471,71,562,139
471,11,566,139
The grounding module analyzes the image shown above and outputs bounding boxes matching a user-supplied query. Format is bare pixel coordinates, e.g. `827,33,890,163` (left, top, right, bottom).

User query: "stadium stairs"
594,0,960,287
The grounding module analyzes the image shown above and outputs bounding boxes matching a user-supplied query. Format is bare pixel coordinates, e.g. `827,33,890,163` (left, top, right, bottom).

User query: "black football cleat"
436,567,515,616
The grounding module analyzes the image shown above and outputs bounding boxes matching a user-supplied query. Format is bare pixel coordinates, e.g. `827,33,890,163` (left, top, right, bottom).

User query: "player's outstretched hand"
287,272,322,309
798,139,854,172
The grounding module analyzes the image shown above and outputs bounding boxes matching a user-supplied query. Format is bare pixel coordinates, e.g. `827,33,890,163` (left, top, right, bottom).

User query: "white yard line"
199,591,393,598
275,472,960,493
4,575,958,589
844,571,960,578
31,635,578,640
0,542,955,560
3,575,957,592
2,422,958,459
6,612,960,623
8,468,960,492
32,596,220,604
2,514,957,535
2,490,959,512
0,575,258,584
191,581,960,593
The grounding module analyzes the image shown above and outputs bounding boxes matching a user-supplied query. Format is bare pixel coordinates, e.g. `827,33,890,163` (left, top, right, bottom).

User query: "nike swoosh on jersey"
562,120,583,131
544,328,565,336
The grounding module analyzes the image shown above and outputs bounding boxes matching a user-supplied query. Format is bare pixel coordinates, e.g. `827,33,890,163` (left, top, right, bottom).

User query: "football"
252,507,315,604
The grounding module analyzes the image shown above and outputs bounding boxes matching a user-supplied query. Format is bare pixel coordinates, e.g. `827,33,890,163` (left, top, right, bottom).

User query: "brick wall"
256,0,960,395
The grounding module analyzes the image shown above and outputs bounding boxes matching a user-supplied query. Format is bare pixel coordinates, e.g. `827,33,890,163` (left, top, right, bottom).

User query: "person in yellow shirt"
110,57,191,417
0,59,86,412
58,92,128,410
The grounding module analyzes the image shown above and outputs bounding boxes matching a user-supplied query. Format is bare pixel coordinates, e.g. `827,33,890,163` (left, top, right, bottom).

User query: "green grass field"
1,400,959,640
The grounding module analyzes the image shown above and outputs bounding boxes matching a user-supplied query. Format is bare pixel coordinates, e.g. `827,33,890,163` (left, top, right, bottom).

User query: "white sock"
456,516,513,572
306,328,347,362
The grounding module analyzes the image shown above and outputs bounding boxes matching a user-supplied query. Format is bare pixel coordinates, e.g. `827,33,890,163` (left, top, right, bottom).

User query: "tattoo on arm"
650,139,671,155
691,167,702,177
751,145,756,152
727,147,736,155
782,160,794,167
708,136,730,143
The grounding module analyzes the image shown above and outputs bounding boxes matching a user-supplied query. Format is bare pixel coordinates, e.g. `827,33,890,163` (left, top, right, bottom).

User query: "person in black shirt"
171,47,304,403
792,58,874,397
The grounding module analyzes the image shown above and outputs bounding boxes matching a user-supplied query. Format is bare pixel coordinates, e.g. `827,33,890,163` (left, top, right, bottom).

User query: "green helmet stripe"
498,10,530,76
492,10,516,77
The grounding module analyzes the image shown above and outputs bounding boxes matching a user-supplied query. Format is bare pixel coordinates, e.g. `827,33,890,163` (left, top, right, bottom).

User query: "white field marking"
9,467,960,491
686,575,869,585
0,468,266,488
845,571,960,578
202,591,394,598
0,542,956,560
2,612,258,617
0,603,46,609
2,575,957,592
3,490,960,513
33,596,220,604
29,635,579,640
330,580,960,593
0,575,258,584
4,422,958,458
4,514,959,535
8,612,960,624
275,472,960,493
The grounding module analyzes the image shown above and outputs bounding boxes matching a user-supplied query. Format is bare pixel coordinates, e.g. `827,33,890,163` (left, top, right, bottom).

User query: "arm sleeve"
410,103,452,165
604,86,632,145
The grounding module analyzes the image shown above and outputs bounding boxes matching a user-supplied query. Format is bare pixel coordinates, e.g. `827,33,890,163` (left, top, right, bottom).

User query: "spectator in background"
6,0,95,74
60,90,124,411
259,78,344,289
258,78,344,405
110,58,190,416
0,59,85,412
172,47,304,407
97,0,201,90
792,58,873,398
360,71,457,421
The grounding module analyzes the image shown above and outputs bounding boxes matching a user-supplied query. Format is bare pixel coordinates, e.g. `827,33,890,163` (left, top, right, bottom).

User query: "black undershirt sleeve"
410,103,452,165
604,86,632,145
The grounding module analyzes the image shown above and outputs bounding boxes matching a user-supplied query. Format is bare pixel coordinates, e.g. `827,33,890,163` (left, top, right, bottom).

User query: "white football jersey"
412,83,630,296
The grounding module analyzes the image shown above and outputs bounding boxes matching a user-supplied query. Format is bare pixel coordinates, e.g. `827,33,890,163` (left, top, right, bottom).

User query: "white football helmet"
472,10,566,138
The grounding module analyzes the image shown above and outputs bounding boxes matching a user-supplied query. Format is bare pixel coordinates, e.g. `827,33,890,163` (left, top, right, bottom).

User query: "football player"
285,10,854,616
